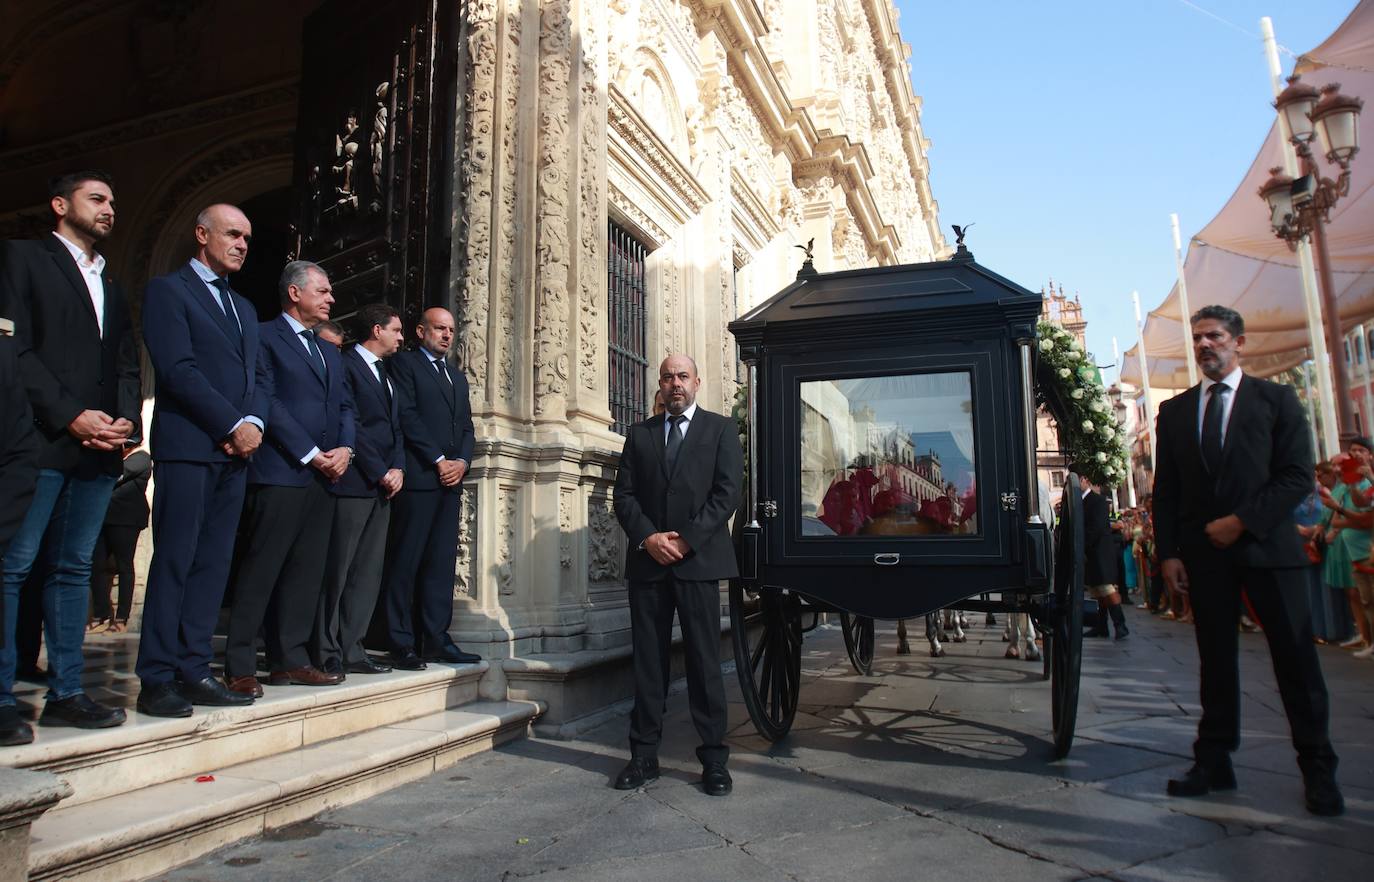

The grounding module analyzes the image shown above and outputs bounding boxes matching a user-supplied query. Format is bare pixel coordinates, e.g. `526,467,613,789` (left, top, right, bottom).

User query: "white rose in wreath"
1067,351,1081,361
1059,368,1071,378
1082,420,1095,433
1071,388,1084,400
1097,451,1107,462
1039,339,1053,351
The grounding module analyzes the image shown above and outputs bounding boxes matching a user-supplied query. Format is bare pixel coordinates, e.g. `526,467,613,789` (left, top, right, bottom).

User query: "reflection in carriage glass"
800,372,977,538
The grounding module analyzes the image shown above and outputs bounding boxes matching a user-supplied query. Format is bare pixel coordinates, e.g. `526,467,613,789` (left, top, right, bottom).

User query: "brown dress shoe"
270,666,344,686
223,675,264,699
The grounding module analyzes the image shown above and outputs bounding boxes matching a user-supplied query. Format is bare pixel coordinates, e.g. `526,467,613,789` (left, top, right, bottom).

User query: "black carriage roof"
729,245,1044,349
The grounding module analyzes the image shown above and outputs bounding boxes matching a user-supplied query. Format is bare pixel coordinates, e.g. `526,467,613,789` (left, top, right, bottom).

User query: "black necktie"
1202,384,1229,474
376,359,393,408
300,329,326,381
209,278,242,347
435,357,453,391
665,414,686,473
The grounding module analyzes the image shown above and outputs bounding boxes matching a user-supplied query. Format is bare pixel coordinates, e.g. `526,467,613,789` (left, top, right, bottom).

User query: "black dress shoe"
1115,627,1130,641
320,657,345,677
179,676,254,707
346,657,393,674
137,682,193,718
0,706,33,746
424,645,481,665
15,665,46,684
1305,772,1345,816
614,756,660,790
1166,761,1237,797
40,694,126,729
702,762,733,796
389,649,428,670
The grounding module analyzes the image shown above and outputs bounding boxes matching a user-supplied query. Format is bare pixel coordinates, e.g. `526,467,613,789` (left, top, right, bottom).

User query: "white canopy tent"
1122,1,1374,392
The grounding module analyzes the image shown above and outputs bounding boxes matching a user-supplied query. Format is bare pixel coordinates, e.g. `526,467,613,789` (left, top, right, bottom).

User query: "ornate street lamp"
1258,75,1363,440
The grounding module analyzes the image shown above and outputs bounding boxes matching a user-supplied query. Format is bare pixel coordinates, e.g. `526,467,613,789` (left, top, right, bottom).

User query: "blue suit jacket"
332,346,404,498
143,264,265,463
390,348,474,492
249,315,355,488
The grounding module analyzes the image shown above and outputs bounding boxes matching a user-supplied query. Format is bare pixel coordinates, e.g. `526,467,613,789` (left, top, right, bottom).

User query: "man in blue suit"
223,261,355,693
313,303,405,676
136,204,266,717
381,307,478,668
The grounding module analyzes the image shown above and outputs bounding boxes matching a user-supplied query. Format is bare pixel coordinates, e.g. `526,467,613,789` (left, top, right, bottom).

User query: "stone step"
27,700,542,882
2,664,491,809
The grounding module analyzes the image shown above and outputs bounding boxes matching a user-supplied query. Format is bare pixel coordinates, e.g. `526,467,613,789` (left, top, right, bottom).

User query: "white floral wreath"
1036,321,1129,488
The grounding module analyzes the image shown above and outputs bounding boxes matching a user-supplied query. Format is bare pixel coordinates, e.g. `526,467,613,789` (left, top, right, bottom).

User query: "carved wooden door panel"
288,0,456,332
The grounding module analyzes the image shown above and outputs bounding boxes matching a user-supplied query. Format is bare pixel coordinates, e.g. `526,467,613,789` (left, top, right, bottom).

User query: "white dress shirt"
1197,367,1242,445
423,349,467,466
354,344,392,394
664,402,698,445
189,258,262,438
53,231,106,337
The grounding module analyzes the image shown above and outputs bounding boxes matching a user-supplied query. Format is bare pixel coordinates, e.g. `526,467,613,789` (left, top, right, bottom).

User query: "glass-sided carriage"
728,244,1088,758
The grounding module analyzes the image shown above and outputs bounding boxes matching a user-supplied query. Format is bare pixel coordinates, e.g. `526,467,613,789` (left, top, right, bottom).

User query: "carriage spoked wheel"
1049,480,1085,759
839,613,875,676
729,580,803,742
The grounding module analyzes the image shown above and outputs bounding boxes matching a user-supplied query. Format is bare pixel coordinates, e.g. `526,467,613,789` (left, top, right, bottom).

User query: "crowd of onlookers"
1303,437,1374,655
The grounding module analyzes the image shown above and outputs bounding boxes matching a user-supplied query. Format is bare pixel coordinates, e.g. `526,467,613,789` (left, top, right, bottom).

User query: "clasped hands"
310,447,352,482
68,410,134,451
437,458,467,488
220,422,262,458
643,531,690,566
380,467,404,498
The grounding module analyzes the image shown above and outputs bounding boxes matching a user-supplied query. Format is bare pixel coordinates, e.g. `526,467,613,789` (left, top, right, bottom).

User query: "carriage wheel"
1050,480,1085,758
729,581,802,742
839,613,875,676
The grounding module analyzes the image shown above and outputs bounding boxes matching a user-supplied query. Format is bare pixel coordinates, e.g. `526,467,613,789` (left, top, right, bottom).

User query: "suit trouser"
315,495,390,666
1185,554,1337,773
92,525,140,622
225,481,334,676
383,487,460,653
627,574,729,766
136,460,247,685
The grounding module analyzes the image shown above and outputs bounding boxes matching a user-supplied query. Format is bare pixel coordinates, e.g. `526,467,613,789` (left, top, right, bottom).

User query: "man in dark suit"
1155,305,1341,816
224,260,355,693
89,445,151,630
1077,471,1128,640
0,332,39,745
136,204,266,716
313,303,405,676
381,307,478,669
0,171,141,736
612,354,743,796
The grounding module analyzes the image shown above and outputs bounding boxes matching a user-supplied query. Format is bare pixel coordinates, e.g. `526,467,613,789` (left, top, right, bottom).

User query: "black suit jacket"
613,408,743,582
1153,373,1312,568
332,346,405,498
0,234,141,476
1082,489,1115,585
0,335,38,555
105,449,151,528
390,348,475,491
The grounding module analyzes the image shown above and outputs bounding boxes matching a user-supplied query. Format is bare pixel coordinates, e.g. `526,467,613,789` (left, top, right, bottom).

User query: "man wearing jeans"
0,171,142,739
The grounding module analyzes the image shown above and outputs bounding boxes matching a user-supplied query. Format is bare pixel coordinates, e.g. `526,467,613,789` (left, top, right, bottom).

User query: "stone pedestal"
0,768,71,882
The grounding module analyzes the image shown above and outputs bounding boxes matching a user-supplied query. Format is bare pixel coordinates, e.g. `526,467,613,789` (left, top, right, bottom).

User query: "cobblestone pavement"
162,608,1373,881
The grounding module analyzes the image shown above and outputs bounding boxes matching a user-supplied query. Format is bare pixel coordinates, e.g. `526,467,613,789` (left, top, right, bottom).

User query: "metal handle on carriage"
1019,339,1043,525
746,360,760,529
873,553,900,566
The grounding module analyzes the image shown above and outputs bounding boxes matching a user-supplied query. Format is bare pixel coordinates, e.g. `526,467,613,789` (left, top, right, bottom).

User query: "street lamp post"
1259,75,1363,443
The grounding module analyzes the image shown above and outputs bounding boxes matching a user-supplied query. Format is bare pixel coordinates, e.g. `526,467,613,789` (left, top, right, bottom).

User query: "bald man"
613,354,743,796
379,308,479,668
137,204,266,717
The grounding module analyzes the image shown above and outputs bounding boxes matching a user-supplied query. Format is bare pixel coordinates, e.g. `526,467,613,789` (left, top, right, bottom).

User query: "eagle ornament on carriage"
727,239,1124,758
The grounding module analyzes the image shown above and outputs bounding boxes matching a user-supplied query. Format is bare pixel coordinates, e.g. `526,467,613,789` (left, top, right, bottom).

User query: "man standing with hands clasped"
613,354,743,796
1154,305,1342,816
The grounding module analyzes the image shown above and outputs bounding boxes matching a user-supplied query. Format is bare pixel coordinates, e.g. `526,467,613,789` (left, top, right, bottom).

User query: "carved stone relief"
559,489,574,570
455,0,497,399
496,2,522,401
453,490,478,598
578,0,606,393
533,0,573,415
587,497,622,582
497,487,517,595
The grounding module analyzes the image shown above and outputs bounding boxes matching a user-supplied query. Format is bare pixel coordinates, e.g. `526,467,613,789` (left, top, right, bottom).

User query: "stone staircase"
2,661,542,881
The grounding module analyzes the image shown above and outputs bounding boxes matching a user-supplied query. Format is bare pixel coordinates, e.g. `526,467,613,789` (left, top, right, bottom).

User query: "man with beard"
380,307,478,668
1155,305,1342,816
137,204,266,716
612,354,743,796
0,171,141,739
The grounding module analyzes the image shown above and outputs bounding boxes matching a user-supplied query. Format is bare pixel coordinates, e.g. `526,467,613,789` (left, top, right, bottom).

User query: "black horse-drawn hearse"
727,242,1089,757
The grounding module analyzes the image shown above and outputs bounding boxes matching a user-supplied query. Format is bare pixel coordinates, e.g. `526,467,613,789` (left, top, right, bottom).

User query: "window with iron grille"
609,222,650,434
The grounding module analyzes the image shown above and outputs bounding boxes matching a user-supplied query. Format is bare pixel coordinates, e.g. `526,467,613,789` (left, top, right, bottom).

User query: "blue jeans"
1,469,116,706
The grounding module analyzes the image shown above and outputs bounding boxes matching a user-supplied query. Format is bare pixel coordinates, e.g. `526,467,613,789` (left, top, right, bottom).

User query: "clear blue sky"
896,0,1358,382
